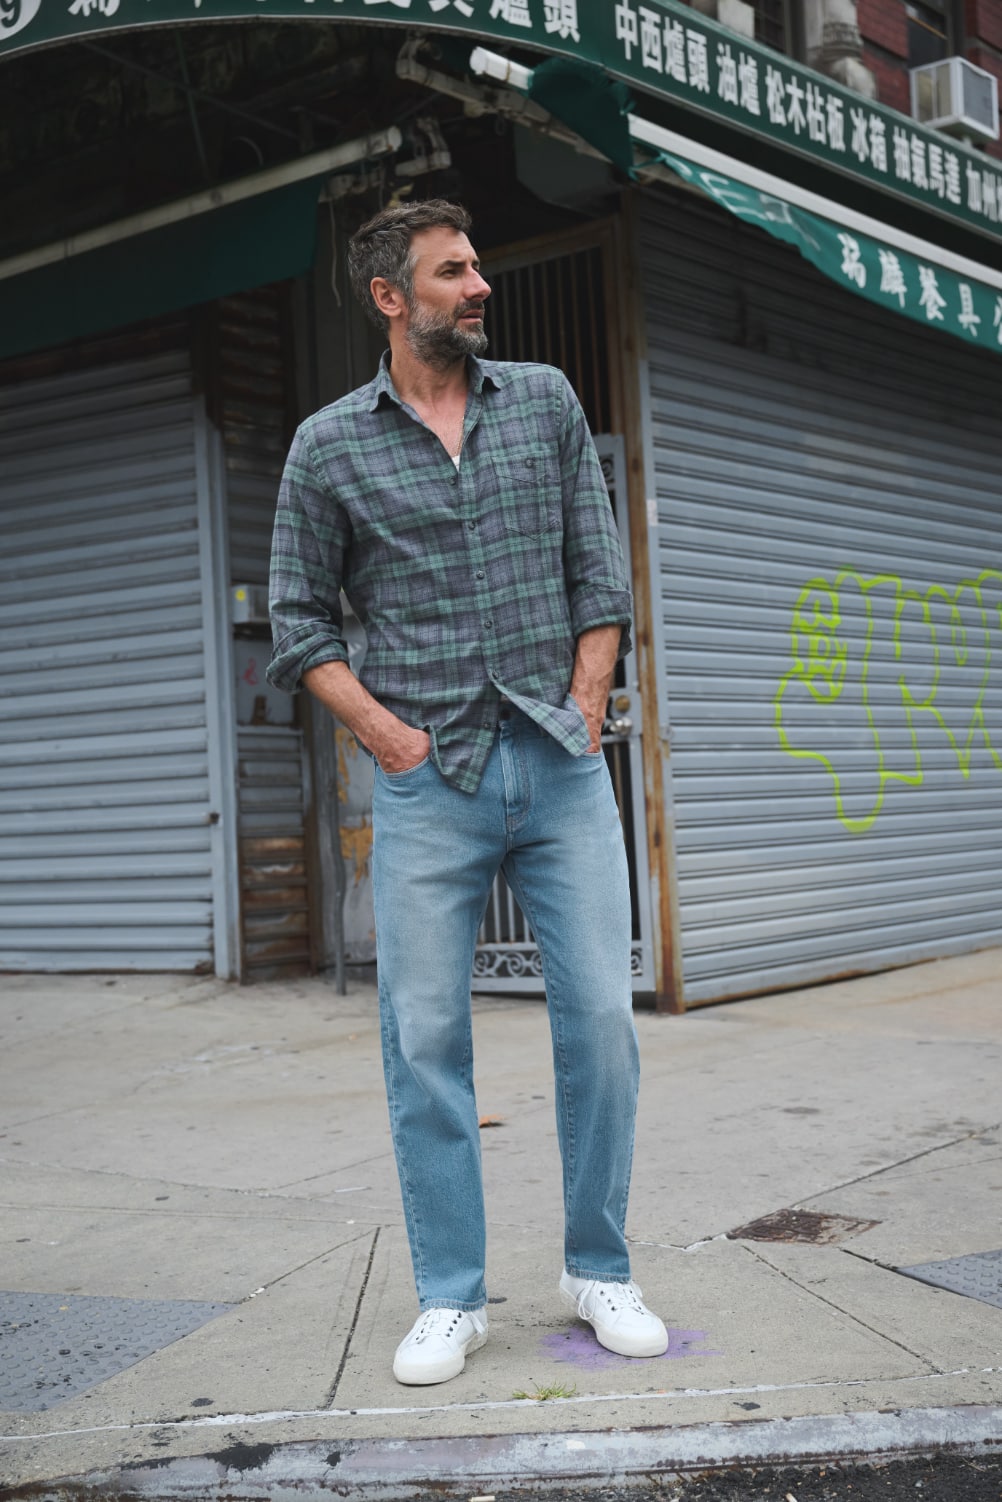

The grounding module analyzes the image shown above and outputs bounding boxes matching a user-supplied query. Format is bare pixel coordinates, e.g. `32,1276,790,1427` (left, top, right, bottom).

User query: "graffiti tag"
774,567,1002,833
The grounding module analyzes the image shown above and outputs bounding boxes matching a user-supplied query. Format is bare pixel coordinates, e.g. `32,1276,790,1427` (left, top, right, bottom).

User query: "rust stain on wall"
334,724,359,804
340,819,373,882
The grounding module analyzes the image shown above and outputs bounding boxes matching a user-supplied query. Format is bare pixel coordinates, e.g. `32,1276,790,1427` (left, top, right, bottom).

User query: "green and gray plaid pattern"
268,355,632,793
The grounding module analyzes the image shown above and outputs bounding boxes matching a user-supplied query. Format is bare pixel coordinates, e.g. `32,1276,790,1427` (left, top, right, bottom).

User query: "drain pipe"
0,126,402,284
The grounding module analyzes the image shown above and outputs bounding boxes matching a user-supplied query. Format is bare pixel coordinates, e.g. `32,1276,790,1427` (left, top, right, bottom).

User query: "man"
268,199,667,1386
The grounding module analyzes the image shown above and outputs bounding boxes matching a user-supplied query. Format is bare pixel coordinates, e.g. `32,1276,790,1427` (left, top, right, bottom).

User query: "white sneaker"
559,1271,668,1358
392,1306,488,1385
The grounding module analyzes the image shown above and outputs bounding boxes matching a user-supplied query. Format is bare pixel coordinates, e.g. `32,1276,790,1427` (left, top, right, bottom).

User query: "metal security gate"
473,231,656,992
637,188,1002,1005
236,726,311,976
0,345,230,972
214,286,317,980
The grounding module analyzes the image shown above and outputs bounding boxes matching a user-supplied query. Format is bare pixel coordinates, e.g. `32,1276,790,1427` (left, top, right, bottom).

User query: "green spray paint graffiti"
774,567,1002,833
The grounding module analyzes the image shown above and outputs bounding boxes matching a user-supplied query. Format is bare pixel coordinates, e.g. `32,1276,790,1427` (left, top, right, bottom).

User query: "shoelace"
411,1308,465,1344
580,1280,647,1316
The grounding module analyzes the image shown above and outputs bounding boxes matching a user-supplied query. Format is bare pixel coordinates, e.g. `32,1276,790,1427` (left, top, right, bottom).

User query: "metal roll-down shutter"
0,349,217,970
637,189,1002,1004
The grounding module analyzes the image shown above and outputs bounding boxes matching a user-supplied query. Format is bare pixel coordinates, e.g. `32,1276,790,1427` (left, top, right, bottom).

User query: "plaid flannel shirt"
267,353,632,793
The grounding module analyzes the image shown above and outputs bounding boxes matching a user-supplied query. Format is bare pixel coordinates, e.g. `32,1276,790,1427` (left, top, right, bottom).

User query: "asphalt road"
2,1453,1001,1501
366,1453,1002,1502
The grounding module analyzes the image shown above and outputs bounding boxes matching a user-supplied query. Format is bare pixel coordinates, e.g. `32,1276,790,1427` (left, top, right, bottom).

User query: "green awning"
652,148,1002,355
519,51,1002,357
5,1,1002,260
528,56,636,177
0,176,321,362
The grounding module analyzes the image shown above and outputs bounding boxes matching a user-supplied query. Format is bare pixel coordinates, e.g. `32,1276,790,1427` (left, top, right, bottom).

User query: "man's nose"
468,269,491,301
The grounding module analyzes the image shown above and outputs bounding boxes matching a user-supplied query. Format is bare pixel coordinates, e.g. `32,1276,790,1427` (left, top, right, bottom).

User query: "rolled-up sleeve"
267,425,352,693
557,377,633,658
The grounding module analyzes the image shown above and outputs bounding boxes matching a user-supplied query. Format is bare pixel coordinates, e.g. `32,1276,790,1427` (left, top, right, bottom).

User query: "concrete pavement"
0,949,1000,1496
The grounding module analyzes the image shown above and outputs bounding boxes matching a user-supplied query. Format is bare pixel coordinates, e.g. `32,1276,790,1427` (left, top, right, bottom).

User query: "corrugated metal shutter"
637,188,1002,1005
0,349,216,970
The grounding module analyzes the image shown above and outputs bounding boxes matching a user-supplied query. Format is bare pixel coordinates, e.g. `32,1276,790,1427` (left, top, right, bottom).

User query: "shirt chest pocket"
489,454,562,538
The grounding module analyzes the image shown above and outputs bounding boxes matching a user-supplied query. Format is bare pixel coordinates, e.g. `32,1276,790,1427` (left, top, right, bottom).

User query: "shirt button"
449,476,458,486
476,570,485,580
467,520,476,530
484,620,493,630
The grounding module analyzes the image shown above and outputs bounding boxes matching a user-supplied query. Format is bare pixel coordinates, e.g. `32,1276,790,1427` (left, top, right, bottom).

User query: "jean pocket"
379,754,431,781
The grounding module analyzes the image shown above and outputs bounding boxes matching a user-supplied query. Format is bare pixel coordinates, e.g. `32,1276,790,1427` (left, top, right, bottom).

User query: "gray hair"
347,199,473,332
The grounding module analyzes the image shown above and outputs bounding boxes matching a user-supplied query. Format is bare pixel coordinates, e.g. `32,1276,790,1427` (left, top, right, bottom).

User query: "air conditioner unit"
231,584,270,625
910,56,999,142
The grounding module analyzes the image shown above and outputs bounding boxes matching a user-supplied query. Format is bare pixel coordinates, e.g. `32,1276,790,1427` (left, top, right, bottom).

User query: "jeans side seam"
380,996,427,1299
502,865,579,1262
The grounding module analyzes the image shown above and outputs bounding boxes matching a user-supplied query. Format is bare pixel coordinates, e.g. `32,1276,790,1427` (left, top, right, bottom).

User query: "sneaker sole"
393,1330,488,1386
559,1286,669,1359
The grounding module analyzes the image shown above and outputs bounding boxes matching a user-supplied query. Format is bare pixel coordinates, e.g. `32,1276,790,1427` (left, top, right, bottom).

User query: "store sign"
613,2,1002,246
3,0,1002,246
660,150,1002,356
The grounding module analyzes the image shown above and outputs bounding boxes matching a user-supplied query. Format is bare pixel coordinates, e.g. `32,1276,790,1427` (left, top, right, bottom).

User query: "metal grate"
728,1209,881,1245
0,1290,232,1412
485,243,612,435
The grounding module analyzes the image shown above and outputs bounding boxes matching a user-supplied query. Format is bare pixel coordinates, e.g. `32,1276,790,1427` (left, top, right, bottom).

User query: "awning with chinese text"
509,50,1002,357
3,0,1002,255
653,148,1002,357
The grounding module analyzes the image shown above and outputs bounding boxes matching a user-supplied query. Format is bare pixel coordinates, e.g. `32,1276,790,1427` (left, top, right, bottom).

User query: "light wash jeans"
371,707,640,1311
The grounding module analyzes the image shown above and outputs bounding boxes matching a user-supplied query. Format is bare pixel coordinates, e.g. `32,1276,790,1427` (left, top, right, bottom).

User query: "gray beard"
405,307,488,370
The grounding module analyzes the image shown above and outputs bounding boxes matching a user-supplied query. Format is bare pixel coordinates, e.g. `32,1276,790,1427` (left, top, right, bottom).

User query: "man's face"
401,227,491,368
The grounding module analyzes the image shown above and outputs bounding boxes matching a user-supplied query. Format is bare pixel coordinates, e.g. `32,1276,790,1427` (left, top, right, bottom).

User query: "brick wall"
966,0,1002,53
864,48,912,110
858,0,908,56
857,0,1002,161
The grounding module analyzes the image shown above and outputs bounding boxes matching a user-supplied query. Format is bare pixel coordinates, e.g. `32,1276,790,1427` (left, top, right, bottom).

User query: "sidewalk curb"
2,1404,1000,1500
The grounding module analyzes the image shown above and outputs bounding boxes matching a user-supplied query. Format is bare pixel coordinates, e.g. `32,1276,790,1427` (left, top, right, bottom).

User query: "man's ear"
371,277,407,322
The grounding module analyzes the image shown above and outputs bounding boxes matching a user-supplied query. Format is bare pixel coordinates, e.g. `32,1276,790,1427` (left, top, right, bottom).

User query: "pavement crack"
271,1151,395,1191
794,1125,1001,1205
0,1198,375,1226
241,1229,376,1301
323,1225,380,1408
740,1243,935,1371
842,1245,898,1271
629,1235,729,1253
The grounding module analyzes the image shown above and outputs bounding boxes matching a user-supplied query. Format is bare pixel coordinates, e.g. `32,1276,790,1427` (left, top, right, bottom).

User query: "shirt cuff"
266,638,350,694
570,586,634,660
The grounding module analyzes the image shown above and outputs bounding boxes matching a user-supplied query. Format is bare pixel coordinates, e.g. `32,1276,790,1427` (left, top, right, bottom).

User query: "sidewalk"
1,950,1000,1497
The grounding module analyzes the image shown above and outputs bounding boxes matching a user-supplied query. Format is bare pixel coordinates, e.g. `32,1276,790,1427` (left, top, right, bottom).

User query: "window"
753,0,792,54
906,2,961,69
684,1,800,59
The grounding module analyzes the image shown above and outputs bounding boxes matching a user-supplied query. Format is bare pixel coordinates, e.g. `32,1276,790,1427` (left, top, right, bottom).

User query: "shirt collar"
368,350,504,412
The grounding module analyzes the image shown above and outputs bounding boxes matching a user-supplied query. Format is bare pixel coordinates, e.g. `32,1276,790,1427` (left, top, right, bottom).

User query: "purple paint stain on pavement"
540,1325,722,1370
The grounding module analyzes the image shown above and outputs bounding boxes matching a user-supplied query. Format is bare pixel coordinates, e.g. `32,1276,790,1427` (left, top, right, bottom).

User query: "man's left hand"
570,624,621,753
570,697,605,753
